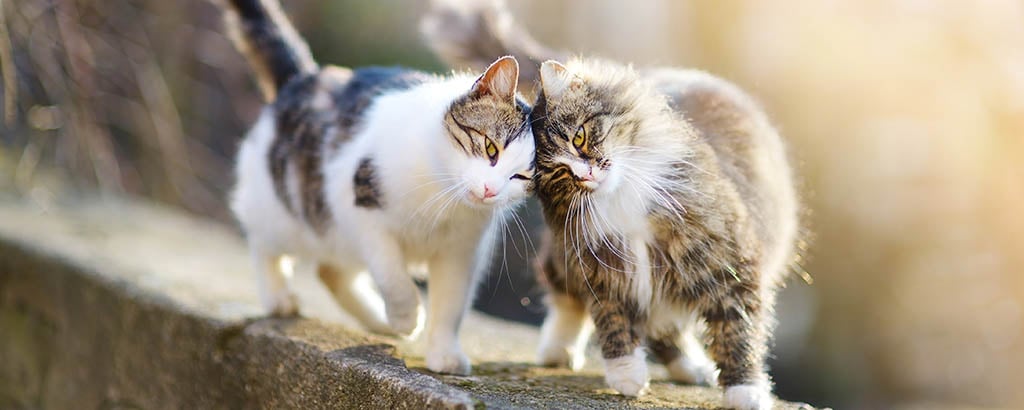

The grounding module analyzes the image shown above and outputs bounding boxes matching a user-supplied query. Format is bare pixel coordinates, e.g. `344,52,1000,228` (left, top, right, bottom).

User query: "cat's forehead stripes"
443,94,531,160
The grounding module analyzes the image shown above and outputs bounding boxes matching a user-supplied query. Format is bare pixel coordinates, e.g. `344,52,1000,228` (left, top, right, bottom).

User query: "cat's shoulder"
270,65,434,111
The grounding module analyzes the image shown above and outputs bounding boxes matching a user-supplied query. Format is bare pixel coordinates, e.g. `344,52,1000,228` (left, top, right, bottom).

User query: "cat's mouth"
469,195,498,205
465,190,502,207
579,180,600,191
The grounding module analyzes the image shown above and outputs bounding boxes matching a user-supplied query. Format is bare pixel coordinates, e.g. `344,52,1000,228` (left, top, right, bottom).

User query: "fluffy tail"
221,0,318,101
420,0,565,89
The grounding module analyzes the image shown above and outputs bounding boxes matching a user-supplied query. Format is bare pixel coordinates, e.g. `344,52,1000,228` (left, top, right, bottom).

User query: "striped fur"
420,3,800,408
222,0,317,100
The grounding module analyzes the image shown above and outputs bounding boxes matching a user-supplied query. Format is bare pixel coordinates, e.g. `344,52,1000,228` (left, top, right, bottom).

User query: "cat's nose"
579,169,595,182
483,184,497,199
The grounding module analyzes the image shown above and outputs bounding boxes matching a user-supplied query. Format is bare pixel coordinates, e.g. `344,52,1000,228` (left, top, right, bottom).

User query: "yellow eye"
485,139,498,159
572,125,586,148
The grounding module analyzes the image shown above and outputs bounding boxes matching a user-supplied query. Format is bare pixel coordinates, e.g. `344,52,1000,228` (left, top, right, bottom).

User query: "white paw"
426,344,471,375
537,342,586,371
666,353,718,386
387,302,425,339
603,349,650,397
262,290,299,317
724,384,773,410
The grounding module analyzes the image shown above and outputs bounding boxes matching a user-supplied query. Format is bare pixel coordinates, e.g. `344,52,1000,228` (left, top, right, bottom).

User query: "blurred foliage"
0,0,443,219
2,0,1024,409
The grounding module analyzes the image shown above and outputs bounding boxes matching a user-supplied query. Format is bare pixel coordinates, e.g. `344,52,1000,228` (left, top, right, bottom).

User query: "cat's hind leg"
317,264,393,335
537,292,591,371
250,248,299,317
647,324,717,386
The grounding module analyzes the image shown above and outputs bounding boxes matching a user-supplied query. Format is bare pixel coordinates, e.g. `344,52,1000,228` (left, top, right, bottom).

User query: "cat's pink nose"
483,184,497,199
579,170,595,182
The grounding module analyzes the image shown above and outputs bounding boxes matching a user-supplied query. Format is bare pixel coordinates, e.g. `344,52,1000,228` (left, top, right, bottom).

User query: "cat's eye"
572,125,586,148
485,139,498,159
510,173,530,181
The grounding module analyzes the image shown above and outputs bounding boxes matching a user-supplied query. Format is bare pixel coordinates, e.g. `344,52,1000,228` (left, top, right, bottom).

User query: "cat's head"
529,59,670,202
441,56,535,208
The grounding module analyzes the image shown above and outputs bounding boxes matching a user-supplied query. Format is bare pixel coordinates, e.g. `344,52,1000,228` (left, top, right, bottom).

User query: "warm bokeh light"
2,1,1021,408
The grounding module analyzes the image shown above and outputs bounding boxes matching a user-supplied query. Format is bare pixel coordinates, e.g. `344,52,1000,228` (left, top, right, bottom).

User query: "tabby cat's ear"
471,56,519,102
539,60,580,102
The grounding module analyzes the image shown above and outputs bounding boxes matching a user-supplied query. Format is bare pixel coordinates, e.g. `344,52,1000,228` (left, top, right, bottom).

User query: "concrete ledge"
0,197,816,409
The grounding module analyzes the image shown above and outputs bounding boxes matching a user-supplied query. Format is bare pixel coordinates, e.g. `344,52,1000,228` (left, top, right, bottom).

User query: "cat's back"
272,66,434,144
235,65,434,243
643,68,798,277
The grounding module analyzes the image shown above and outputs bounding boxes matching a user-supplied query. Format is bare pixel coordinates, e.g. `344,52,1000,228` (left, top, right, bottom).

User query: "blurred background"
1,0,1023,408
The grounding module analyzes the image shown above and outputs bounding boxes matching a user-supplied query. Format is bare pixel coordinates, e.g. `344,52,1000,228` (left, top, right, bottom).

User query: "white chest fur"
588,190,654,311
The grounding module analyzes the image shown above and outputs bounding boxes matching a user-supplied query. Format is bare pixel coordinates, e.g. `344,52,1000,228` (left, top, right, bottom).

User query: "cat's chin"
579,180,619,197
463,196,509,210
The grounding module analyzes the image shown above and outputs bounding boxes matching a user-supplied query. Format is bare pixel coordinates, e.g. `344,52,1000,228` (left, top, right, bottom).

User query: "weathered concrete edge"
0,236,481,409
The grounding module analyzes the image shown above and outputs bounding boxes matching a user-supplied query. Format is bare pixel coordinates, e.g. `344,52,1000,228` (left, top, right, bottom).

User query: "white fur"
652,308,718,386
724,383,773,410
603,348,650,397
667,353,718,386
537,293,593,371
232,73,533,375
628,236,653,312
665,330,718,386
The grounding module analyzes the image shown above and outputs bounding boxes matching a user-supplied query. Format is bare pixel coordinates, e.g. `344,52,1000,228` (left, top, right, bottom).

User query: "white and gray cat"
222,0,534,375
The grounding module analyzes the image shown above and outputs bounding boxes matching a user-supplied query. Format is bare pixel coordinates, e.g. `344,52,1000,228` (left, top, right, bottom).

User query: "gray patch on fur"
268,66,430,232
353,157,383,208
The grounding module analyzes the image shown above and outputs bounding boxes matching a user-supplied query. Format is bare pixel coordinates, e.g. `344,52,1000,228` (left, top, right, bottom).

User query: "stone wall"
0,197,815,409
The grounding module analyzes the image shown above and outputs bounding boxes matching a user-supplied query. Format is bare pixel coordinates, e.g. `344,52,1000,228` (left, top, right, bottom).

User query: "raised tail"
420,0,565,90
221,0,318,101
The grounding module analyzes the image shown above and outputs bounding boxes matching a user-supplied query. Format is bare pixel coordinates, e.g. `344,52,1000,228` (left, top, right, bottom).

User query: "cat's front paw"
426,344,471,375
263,290,299,317
666,352,718,386
603,350,650,397
723,384,773,410
537,342,585,371
386,303,425,339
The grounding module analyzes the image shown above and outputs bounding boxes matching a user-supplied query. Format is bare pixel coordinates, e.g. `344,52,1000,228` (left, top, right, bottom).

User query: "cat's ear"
471,56,519,102
539,60,580,101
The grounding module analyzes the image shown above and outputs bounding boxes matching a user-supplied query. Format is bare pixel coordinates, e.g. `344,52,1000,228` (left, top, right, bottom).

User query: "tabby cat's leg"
316,264,392,335
592,301,648,397
701,282,773,410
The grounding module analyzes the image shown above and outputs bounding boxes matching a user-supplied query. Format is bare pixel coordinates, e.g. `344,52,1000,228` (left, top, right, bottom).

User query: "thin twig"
0,0,18,125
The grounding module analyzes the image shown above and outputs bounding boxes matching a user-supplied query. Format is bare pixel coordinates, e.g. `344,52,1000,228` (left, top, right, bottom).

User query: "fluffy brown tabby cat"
423,2,800,409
